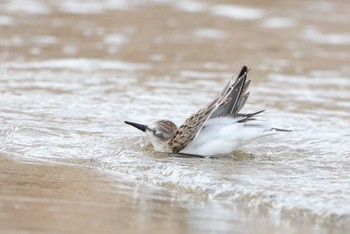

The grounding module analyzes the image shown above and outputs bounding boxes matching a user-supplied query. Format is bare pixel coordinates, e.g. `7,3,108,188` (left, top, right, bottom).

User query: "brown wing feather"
167,105,216,153
167,66,248,153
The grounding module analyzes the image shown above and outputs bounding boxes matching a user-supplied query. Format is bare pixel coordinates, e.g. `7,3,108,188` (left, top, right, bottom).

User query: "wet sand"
0,154,187,234
0,155,330,234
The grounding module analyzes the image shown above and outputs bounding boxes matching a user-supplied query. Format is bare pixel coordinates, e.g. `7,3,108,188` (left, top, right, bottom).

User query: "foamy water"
1,0,349,232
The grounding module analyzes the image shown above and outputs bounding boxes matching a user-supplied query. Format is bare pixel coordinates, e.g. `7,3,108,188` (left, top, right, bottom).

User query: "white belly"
180,117,274,156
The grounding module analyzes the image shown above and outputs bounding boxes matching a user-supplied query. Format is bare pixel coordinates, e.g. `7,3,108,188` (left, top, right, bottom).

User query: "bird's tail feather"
271,128,292,132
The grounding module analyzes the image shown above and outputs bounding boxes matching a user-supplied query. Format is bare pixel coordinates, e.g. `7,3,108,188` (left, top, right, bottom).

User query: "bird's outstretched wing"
210,66,251,118
167,66,249,153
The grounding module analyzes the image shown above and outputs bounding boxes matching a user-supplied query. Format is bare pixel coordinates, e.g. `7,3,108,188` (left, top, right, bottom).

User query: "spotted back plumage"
167,66,250,153
167,103,217,153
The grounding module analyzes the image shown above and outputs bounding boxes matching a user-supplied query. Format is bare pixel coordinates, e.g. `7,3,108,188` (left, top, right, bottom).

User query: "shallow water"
0,0,350,232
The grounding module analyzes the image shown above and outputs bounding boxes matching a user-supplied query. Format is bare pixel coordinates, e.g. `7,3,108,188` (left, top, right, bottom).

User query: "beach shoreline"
0,155,188,233
2,155,342,234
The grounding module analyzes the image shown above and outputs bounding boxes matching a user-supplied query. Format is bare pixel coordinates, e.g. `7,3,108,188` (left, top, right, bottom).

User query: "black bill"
124,121,148,132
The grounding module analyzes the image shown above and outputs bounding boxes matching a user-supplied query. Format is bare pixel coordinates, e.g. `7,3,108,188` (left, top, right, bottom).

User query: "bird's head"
124,120,178,151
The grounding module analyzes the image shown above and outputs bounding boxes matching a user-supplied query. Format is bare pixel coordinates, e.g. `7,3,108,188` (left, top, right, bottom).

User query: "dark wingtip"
124,121,148,132
238,66,248,78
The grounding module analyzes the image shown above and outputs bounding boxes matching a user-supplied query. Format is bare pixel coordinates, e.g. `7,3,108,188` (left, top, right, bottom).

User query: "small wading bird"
125,66,289,157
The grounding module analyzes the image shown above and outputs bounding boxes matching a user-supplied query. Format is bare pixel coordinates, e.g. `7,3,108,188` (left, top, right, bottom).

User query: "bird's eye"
153,130,162,137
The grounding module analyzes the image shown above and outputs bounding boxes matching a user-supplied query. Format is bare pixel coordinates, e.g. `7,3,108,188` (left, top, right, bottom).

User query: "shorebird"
125,66,289,157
